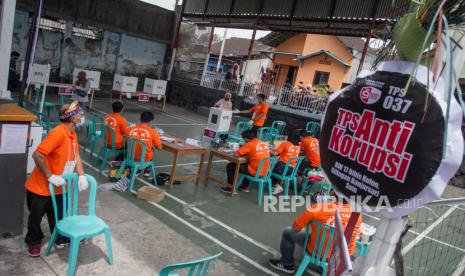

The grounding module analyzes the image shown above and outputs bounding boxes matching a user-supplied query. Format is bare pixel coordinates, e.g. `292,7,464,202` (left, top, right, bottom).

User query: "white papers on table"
155,128,164,135
0,124,28,154
185,138,200,147
160,136,176,143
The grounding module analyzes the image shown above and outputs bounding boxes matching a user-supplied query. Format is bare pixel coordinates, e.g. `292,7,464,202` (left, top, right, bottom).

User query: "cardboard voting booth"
143,78,167,95
73,68,101,89
20,62,50,85
203,107,233,141
113,75,138,93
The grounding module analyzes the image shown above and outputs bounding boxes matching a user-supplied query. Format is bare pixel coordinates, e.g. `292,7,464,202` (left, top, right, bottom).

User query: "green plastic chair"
117,136,158,192
59,95,72,105
227,121,253,144
295,222,335,276
271,156,305,199
356,239,371,257
34,87,59,122
271,120,286,135
159,252,223,276
86,112,103,156
32,110,51,139
258,127,279,142
235,156,278,206
45,173,113,276
306,121,320,137
94,125,125,173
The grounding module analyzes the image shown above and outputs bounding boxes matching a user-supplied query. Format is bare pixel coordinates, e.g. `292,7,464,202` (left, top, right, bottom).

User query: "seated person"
271,134,301,195
221,129,270,194
104,101,127,160
125,111,162,176
298,129,321,175
269,191,362,274
214,92,233,110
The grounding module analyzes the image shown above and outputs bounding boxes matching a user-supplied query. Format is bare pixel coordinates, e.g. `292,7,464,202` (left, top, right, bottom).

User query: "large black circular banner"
320,61,463,216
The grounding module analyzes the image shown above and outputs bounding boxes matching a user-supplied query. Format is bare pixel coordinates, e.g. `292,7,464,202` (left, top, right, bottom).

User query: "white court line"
452,255,465,276
401,206,457,255
81,159,278,275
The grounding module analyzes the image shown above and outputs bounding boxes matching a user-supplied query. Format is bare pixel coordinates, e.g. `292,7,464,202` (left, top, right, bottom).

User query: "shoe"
28,245,41,257
56,238,86,249
238,186,249,193
269,259,295,274
143,169,151,177
272,185,283,195
220,187,233,194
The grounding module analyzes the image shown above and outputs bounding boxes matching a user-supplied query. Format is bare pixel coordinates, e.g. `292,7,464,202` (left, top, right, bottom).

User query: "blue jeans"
279,226,307,265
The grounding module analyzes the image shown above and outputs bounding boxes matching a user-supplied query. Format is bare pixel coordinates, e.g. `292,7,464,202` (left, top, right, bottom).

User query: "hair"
241,129,256,140
257,93,266,101
140,111,154,123
112,101,124,113
59,104,72,123
11,51,20,57
75,71,87,86
298,128,311,138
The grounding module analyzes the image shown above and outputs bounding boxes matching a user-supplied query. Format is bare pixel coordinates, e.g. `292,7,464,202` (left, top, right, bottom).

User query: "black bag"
75,89,87,98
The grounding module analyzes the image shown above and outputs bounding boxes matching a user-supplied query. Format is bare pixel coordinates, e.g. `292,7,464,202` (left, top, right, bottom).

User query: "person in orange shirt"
125,111,162,176
270,134,301,195
269,192,362,274
104,101,127,160
221,129,270,194
236,93,270,133
299,129,321,174
25,102,89,257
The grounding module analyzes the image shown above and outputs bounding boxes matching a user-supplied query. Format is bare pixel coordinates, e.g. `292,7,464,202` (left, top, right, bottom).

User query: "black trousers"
298,159,318,175
271,161,293,185
25,190,63,246
226,163,251,188
251,125,261,135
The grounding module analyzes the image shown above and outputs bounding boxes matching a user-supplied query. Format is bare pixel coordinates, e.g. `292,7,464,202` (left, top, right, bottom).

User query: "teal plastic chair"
300,166,324,195
159,252,223,276
258,127,279,142
235,156,278,206
117,136,157,192
34,87,59,122
227,121,253,144
271,120,286,135
94,125,125,173
45,173,113,276
295,222,335,276
306,122,320,137
59,95,72,105
86,112,103,156
271,156,305,199
356,239,371,257
32,111,51,139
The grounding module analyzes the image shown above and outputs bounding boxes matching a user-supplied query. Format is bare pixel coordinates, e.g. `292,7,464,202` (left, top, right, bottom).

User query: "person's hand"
48,175,66,187
248,120,254,125
233,109,240,114
78,175,89,192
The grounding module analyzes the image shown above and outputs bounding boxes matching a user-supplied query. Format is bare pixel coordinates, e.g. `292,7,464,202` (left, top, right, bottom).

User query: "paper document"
160,136,176,143
0,124,28,154
185,138,200,147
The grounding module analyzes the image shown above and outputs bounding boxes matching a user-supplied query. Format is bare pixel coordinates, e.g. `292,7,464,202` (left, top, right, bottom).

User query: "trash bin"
0,101,36,237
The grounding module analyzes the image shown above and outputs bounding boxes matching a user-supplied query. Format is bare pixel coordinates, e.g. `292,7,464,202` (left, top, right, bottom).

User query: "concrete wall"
11,10,167,87
167,80,321,132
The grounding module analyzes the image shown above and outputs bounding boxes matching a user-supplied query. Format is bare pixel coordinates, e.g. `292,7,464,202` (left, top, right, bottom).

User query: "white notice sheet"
0,124,28,154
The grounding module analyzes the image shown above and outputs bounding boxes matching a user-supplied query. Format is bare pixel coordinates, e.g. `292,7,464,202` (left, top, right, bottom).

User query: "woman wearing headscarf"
72,71,91,110
214,92,233,110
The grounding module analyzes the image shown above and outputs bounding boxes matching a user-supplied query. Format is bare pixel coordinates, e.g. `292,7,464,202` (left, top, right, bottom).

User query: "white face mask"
76,117,85,127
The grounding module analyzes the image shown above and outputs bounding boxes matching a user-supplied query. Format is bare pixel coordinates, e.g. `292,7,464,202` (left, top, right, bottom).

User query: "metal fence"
202,74,328,114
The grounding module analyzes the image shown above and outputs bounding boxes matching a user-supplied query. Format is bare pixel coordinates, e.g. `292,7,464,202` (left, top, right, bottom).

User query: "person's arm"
153,130,162,150
214,99,222,107
32,151,53,179
75,154,85,176
273,143,285,156
120,118,128,136
235,143,250,157
32,130,61,178
238,108,253,114
85,80,91,94
292,206,317,231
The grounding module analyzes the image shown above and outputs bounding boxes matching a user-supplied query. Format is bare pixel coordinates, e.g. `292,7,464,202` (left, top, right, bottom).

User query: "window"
313,71,330,85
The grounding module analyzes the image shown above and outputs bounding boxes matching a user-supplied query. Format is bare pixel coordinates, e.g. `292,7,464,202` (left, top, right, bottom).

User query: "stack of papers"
160,136,176,142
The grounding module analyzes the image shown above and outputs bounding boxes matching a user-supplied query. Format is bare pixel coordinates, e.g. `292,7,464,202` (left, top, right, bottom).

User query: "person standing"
8,51,20,93
232,60,242,83
214,92,233,110
104,101,127,160
236,93,270,133
221,129,270,194
25,102,89,257
72,71,91,110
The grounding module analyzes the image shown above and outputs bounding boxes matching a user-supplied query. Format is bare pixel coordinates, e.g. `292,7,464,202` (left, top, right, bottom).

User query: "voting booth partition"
0,101,37,237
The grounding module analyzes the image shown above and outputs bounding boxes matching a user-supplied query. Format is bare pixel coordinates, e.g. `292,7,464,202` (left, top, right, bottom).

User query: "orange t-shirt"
249,102,269,127
236,138,270,176
274,141,300,166
125,124,162,162
293,202,362,257
25,124,79,196
104,113,127,149
300,136,320,168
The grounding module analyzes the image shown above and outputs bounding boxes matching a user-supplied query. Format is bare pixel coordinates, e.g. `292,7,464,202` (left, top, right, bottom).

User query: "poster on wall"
320,61,463,218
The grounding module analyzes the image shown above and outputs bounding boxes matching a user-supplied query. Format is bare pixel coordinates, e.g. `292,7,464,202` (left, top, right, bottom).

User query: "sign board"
138,93,150,102
328,209,353,276
20,62,50,85
72,68,101,89
113,74,138,93
203,128,217,139
58,87,73,96
143,78,167,95
320,61,463,218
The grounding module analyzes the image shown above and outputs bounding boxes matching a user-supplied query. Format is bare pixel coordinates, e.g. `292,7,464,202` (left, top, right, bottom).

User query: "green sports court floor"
3,96,465,275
